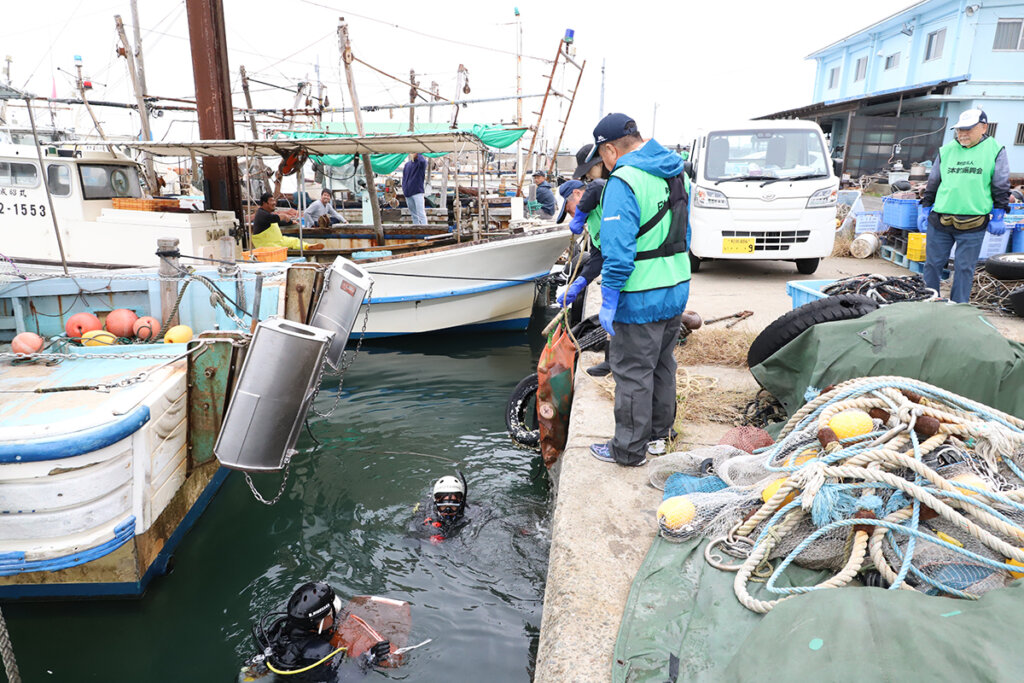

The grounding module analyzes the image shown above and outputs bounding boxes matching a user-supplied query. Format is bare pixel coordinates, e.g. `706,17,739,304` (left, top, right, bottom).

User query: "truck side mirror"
832,159,843,178
683,160,695,181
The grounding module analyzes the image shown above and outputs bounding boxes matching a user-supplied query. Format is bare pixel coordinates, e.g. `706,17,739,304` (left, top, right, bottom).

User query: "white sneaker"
646,439,667,456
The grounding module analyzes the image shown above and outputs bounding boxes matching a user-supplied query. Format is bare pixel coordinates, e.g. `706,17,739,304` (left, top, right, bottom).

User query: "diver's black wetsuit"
412,497,472,541
265,620,343,682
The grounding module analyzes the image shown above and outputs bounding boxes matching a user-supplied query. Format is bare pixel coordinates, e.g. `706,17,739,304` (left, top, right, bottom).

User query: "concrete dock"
533,255,1024,682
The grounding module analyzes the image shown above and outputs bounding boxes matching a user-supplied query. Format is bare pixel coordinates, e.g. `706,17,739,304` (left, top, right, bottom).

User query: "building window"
987,122,998,139
828,67,840,89
925,28,946,61
885,53,901,70
1016,123,1024,146
994,19,1024,50
854,57,867,81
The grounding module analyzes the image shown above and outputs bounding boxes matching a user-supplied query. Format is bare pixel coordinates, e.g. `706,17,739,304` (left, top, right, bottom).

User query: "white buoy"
850,233,880,259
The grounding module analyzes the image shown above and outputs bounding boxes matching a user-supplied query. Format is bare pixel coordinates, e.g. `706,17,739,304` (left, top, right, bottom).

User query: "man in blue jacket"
532,171,556,219
402,153,428,225
586,113,691,467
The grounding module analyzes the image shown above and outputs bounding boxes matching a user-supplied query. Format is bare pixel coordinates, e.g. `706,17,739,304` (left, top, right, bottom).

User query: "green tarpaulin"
614,537,1024,682
279,123,527,172
751,301,1024,420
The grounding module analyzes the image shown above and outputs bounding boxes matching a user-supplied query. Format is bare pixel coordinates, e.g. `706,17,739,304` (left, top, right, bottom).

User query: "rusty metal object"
704,310,753,327
187,332,243,469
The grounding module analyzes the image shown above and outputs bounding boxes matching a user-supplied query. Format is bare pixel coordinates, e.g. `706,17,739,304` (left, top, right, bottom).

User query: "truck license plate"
722,238,755,254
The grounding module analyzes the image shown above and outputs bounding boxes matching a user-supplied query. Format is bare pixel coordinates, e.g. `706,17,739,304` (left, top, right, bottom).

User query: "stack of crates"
880,196,923,271
907,232,927,262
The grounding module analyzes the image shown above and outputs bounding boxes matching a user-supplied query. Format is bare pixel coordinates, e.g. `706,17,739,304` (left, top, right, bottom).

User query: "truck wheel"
796,258,820,275
747,294,878,368
689,252,702,273
985,253,1024,281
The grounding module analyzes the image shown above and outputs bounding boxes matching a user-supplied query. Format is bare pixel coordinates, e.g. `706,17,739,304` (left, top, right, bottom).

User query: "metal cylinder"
308,256,373,369
213,318,335,472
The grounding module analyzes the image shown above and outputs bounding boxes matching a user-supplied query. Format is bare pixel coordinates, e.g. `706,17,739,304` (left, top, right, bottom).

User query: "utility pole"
115,14,157,194
239,65,270,199
408,69,417,132
450,64,469,129
515,7,523,127
73,55,108,141
338,18,385,245
599,58,605,118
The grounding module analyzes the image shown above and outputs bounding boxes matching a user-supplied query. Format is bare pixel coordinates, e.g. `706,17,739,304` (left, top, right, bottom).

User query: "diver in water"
418,472,471,542
246,582,395,681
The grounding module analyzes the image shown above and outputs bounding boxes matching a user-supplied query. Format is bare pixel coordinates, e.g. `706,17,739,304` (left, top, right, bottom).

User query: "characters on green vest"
919,109,1011,303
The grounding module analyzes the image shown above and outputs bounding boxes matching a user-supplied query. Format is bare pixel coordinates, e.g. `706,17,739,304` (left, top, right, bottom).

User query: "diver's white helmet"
433,475,466,499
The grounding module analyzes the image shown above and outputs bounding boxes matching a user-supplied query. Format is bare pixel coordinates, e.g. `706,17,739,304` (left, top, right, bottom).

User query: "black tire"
985,253,1024,281
689,252,702,273
796,258,820,275
506,373,540,448
747,294,879,368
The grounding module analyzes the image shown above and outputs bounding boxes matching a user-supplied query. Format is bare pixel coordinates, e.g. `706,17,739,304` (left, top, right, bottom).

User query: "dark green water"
3,331,551,682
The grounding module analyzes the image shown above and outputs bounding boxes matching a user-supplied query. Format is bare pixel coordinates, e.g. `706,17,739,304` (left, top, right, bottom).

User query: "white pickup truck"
687,120,839,274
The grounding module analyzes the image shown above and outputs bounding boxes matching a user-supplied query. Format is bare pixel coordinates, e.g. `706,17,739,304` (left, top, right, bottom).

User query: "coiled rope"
706,376,1024,613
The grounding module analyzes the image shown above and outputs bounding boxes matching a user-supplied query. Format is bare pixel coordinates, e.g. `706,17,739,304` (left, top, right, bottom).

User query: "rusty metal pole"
185,0,243,228
338,18,385,246
548,59,586,175
516,40,563,196
408,69,417,133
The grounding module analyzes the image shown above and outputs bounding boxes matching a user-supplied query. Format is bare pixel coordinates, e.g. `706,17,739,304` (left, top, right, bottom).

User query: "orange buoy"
105,308,139,338
133,316,161,341
66,312,102,339
11,332,45,355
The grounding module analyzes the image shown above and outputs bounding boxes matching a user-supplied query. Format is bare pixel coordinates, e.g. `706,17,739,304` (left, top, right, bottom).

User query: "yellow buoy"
81,329,118,347
1006,551,1024,579
762,478,797,505
949,473,990,497
786,449,818,467
164,325,194,344
657,496,696,531
828,410,874,440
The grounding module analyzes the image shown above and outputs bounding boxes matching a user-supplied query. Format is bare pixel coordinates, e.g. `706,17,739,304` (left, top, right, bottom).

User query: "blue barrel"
1011,228,1024,253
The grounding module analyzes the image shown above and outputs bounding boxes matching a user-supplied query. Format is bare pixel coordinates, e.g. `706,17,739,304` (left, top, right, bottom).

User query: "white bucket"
850,233,880,259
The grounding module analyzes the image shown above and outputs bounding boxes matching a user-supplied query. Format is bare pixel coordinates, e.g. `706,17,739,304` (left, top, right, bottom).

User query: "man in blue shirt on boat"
585,113,691,467
532,171,556,219
402,153,428,225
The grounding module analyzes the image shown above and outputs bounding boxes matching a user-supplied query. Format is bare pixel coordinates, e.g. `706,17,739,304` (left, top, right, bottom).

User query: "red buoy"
65,312,102,339
133,316,161,341
11,332,45,355
105,308,139,338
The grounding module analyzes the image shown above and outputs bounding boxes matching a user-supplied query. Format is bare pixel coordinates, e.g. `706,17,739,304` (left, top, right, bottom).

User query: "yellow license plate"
722,237,755,254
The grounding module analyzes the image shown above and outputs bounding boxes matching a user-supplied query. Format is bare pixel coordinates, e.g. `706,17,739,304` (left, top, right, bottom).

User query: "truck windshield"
704,130,828,182
78,164,143,200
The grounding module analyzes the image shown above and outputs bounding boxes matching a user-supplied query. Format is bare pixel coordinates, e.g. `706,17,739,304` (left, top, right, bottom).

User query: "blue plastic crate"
853,210,883,233
882,196,919,229
786,279,836,309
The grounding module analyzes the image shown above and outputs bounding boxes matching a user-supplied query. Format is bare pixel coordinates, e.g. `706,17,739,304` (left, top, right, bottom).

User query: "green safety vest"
587,206,603,249
604,165,691,293
934,136,1002,216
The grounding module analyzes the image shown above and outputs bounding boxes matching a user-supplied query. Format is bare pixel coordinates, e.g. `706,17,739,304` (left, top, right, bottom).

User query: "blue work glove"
569,209,588,235
988,208,1006,236
557,276,587,306
917,205,931,233
599,285,620,336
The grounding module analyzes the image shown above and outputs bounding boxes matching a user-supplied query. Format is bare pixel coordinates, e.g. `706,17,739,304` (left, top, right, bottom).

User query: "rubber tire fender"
506,373,540,449
984,253,1024,281
746,294,880,368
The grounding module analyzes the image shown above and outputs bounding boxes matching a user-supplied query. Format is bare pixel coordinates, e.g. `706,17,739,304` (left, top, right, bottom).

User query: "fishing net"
652,376,1024,612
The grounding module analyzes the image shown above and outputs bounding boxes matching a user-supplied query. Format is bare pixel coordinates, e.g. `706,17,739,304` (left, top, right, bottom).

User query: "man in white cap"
918,109,1010,302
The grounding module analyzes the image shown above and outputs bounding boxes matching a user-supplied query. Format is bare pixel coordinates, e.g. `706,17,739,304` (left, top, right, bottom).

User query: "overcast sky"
2,0,902,152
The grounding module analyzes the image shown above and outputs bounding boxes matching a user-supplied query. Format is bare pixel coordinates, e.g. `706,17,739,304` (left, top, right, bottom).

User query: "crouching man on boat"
414,473,471,542
244,582,402,681
253,192,324,251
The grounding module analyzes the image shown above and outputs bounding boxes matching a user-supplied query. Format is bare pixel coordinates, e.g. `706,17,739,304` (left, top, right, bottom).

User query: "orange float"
65,312,102,339
105,308,139,338
133,316,162,341
11,332,45,355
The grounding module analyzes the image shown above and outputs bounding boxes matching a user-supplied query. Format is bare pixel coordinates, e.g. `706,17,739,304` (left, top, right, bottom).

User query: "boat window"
78,164,143,200
46,164,72,197
703,130,829,181
0,161,40,188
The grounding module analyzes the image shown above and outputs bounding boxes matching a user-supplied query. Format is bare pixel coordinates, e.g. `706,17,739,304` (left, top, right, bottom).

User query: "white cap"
952,109,988,129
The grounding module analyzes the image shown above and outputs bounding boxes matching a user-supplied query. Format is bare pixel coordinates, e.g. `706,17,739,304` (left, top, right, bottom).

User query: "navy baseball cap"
584,113,639,162
952,109,988,129
556,180,584,223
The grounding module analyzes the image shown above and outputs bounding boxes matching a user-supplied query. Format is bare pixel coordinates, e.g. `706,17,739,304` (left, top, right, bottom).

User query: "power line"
298,0,552,64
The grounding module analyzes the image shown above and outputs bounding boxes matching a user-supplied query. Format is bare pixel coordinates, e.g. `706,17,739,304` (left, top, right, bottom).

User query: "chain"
310,280,373,419
243,450,294,506
1,269,288,284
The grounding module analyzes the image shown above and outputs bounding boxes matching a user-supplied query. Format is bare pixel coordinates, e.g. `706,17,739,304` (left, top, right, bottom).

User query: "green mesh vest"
934,136,1002,216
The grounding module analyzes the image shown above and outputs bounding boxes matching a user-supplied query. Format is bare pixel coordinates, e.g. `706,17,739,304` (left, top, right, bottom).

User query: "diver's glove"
557,276,588,306
569,210,588,235
599,286,619,336
988,208,1006,236
917,205,931,233
367,640,390,665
